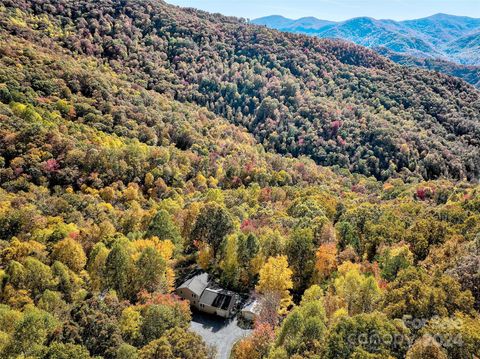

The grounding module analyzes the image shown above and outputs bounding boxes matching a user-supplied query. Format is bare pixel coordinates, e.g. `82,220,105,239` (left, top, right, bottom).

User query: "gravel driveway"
190,311,252,359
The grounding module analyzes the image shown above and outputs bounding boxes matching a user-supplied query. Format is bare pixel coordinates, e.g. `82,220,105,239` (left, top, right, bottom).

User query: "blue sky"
166,0,480,21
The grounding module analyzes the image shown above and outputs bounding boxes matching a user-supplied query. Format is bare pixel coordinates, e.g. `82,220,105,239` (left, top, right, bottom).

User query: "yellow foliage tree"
87,243,110,292
2,238,46,262
119,307,142,342
52,237,87,273
256,256,293,313
197,242,213,270
132,238,175,292
333,262,381,315
315,243,337,281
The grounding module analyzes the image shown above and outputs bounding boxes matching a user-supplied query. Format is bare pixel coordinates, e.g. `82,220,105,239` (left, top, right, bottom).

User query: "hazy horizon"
166,0,480,22
252,12,479,22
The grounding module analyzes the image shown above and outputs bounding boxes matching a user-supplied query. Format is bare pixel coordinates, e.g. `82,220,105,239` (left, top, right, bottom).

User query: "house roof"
178,273,209,297
242,299,262,315
200,288,235,311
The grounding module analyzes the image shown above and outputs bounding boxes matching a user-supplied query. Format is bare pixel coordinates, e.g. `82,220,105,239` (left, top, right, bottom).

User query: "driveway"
190,311,252,359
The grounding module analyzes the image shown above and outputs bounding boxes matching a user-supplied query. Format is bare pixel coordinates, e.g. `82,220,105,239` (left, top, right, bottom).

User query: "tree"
422,313,480,359
236,233,260,287
117,343,138,359
87,242,110,292
190,204,234,258
3,307,58,357
275,298,327,356
146,210,183,252
285,228,316,292
256,256,293,314
23,257,54,299
405,335,447,359
446,245,480,310
260,230,285,258
237,233,260,265
52,237,87,273
220,234,239,289
37,290,69,320
138,327,210,359
119,307,142,344
140,304,190,345
51,261,82,303
66,297,124,359
232,323,275,359
105,241,133,299
379,244,413,282
383,267,474,320
301,285,325,305
315,243,337,281
323,312,409,359
40,342,93,359
333,263,381,316
135,247,167,294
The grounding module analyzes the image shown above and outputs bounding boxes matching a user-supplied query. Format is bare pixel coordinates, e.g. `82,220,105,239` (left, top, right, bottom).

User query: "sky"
166,0,480,21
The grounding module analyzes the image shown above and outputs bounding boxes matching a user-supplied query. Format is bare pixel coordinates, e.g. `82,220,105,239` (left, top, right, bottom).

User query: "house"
241,298,262,321
176,273,239,318
176,272,209,309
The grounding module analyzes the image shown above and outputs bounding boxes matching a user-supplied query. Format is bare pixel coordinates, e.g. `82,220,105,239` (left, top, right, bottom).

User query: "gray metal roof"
199,288,219,306
200,288,235,311
178,273,209,297
242,299,262,314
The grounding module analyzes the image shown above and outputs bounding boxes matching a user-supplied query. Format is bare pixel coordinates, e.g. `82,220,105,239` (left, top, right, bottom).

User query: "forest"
0,0,479,359
4,0,480,181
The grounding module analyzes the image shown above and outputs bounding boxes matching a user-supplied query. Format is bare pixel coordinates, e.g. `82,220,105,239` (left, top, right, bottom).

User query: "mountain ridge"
252,13,480,85
3,0,480,181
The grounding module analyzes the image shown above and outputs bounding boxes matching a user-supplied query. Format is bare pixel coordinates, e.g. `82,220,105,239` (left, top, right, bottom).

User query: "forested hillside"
4,0,480,181
376,48,480,88
0,1,479,359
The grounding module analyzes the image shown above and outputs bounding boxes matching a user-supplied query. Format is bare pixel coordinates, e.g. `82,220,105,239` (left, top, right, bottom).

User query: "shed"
241,299,262,321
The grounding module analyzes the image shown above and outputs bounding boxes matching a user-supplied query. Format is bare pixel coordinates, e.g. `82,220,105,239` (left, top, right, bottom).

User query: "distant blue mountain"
251,13,480,87
252,14,480,65
254,15,336,32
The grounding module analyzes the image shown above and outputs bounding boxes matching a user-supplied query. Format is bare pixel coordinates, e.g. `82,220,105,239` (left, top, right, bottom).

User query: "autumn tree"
405,335,447,359
379,244,413,281
105,241,134,299
146,210,183,253
382,267,474,320
190,204,234,258
275,292,327,357
40,342,93,359
135,247,167,294
52,237,87,273
323,312,409,359
139,303,190,345
285,228,316,292
315,243,337,281
256,256,293,314
138,327,210,359
3,307,58,358
333,262,381,316
232,323,275,359
422,313,480,359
